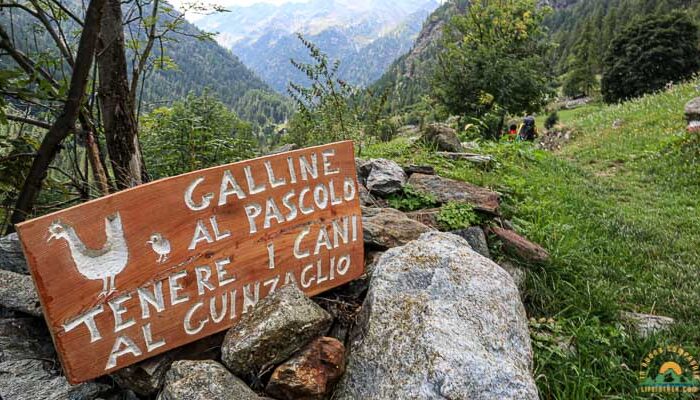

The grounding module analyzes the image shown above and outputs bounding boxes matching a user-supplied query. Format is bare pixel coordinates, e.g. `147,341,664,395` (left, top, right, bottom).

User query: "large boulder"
0,269,42,317
407,173,500,214
487,226,549,263
685,97,700,132
335,232,537,400
266,337,346,400
221,284,332,380
0,318,109,399
363,159,407,197
0,233,28,274
158,360,259,400
421,123,464,152
362,208,433,249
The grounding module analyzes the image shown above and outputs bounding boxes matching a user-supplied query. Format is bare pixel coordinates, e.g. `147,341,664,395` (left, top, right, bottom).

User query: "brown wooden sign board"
16,141,364,384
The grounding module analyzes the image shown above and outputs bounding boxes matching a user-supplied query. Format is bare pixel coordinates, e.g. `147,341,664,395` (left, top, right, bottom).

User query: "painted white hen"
47,212,129,297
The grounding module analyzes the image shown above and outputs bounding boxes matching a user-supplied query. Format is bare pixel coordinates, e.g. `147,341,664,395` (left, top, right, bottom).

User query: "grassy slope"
363,81,700,399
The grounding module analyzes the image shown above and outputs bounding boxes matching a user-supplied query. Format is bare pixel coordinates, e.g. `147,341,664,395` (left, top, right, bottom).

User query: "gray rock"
221,284,332,380
355,158,371,184
499,260,526,290
404,165,435,176
268,143,299,155
685,97,700,122
452,226,490,258
364,159,407,197
685,97,700,132
158,360,259,400
397,125,420,137
114,351,176,396
407,173,500,214
0,233,28,274
0,319,109,400
421,123,464,152
0,359,110,400
114,333,224,396
621,311,675,338
358,183,378,207
0,269,41,316
362,207,433,249
335,232,538,400
0,318,54,362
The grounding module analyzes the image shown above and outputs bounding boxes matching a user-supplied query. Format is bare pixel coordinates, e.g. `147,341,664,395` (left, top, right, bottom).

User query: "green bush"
545,111,560,130
387,185,439,211
141,91,256,179
437,202,479,230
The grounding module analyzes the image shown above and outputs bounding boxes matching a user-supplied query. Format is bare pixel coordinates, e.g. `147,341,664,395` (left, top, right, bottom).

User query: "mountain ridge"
193,0,441,91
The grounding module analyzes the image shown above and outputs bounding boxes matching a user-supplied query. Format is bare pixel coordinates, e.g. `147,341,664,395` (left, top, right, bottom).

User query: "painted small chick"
146,233,171,264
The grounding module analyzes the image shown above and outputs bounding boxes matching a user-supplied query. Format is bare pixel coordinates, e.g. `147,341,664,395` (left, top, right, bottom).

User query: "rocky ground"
0,121,678,399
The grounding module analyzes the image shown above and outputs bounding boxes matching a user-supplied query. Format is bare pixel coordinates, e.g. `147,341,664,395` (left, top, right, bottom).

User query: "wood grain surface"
16,141,364,383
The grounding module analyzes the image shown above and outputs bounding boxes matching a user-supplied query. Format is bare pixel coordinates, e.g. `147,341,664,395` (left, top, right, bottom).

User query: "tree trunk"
10,0,106,229
97,0,144,190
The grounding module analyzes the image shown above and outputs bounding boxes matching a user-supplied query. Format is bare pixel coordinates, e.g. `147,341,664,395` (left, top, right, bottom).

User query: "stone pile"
0,157,561,400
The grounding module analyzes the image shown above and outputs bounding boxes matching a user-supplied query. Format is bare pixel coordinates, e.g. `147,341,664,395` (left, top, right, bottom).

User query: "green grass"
535,103,606,130
364,81,700,399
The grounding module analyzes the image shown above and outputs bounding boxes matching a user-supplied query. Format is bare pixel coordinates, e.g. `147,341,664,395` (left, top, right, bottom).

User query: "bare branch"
6,115,53,129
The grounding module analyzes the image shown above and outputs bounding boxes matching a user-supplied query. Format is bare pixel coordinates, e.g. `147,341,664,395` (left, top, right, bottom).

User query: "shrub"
387,185,439,211
545,111,560,130
437,202,480,230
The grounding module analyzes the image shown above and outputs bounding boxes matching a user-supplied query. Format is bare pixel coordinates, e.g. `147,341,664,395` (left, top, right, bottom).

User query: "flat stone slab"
363,207,433,249
0,233,28,274
158,360,260,400
488,226,549,263
407,173,500,214
621,311,675,338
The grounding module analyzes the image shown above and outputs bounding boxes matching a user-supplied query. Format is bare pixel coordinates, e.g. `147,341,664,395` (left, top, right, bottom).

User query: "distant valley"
193,0,441,92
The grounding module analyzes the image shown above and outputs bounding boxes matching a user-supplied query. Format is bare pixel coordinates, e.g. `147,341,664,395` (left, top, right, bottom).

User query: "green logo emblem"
639,345,700,393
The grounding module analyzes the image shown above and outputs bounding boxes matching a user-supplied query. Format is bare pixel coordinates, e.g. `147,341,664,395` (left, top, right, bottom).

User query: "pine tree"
563,21,598,97
601,11,700,103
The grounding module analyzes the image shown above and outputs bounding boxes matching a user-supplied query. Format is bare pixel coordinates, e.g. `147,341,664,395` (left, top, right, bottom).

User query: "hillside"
545,0,700,77
363,80,700,398
194,0,440,91
371,0,468,114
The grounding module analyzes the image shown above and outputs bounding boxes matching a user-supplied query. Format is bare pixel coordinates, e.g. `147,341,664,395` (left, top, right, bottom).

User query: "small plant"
437,202,479,230
545,111,560,130
387,185,438,212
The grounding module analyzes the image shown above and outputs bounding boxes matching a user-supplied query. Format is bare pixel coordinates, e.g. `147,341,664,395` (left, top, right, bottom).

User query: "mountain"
194,0,441,92
372,0,468,114
142,10,293,126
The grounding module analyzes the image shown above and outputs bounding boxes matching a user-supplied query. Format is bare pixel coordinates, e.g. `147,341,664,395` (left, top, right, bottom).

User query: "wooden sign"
16,141,364,384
